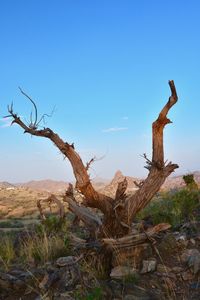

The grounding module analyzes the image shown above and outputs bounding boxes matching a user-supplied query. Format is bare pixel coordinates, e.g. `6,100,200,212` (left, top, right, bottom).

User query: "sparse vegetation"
0,234,15,270
0,219,24,228
20,231,70,264
20,215,71,264
138,188,200,227
0,216,71,269
183,173,199,190
35,214,69,235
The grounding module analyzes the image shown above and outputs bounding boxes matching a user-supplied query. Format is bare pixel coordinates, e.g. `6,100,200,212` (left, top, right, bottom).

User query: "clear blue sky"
0,0,200,183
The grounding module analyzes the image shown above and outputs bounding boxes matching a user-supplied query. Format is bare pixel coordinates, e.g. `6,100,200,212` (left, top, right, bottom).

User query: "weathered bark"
7,80,179,238
7,111,113,216
65,196,102,235
102,223,171,249
124,80,178,225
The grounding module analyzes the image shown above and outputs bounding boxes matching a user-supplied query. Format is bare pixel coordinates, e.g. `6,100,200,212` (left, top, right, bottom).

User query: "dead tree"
6,81,178,239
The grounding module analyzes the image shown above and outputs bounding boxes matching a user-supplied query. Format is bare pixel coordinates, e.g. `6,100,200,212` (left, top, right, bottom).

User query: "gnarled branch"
7,100,113,216
152,80,178,167
102,223,171,249
64,196,102,235
126,80,179,224
7,80,179,239
115,177,128,201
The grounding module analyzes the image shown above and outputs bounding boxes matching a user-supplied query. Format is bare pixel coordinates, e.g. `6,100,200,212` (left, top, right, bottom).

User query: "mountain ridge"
1,171,200,193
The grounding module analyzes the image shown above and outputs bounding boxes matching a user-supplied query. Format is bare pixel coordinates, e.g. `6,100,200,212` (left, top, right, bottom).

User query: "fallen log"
102,223,171,249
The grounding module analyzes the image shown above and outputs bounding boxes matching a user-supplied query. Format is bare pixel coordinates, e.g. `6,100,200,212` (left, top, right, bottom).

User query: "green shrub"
183,174,198,190
138,189,200,227
35,215,68,235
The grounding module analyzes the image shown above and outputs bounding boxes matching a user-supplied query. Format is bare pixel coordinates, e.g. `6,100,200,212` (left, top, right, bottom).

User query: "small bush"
35,215,68,235
183,174,198,190
138,189,200,227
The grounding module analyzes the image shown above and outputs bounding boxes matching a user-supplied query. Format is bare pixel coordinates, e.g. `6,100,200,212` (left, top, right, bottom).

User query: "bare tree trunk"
7,80,178,239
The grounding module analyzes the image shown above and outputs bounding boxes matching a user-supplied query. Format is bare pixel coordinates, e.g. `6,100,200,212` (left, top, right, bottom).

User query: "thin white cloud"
0,117,12,128
102,127,128,133
0,115,24,128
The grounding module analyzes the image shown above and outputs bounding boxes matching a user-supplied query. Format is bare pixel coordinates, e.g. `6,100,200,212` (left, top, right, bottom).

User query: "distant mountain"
1,171,200,195
1,171,200,219
101,170,140,197
91,177,110,190
0,182,15,188
101,170,200,196
17,177,110,193
163,171,200,190
18,180,69,193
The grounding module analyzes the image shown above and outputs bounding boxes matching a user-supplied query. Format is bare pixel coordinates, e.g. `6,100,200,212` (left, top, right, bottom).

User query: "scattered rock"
140,259,157,274
0,268,45,292
190,238,196,245
181,249,200,274
174,233,189,247
110,266,138,279
56,256,75,267
180,221,200,238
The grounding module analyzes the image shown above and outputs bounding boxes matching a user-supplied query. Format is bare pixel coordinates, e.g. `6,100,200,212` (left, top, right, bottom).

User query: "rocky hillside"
17,180,70,193
101,170,200,196
1,218,200,299
0,187,49,219
101,170,139,197
162,171,200,190
1,171,200,219
1,171,200,195
0,182,15,189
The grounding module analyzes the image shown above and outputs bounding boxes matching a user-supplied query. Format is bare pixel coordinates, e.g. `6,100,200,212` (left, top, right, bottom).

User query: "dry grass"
20,231,70,264
0,234,15,270
0,218,71,270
